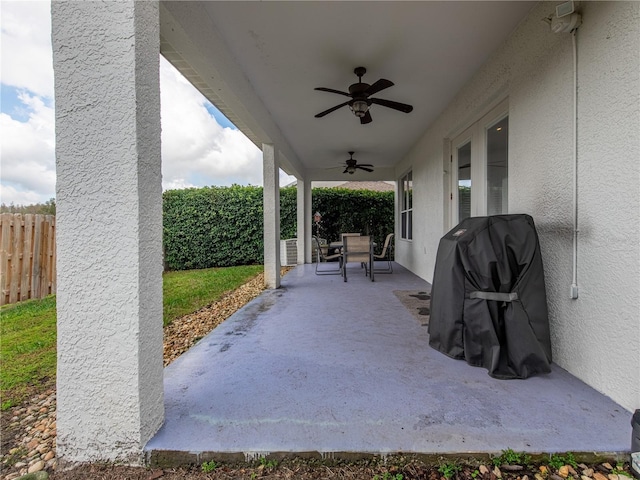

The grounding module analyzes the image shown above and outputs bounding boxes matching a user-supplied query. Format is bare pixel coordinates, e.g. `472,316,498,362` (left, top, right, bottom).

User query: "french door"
450,100,509,227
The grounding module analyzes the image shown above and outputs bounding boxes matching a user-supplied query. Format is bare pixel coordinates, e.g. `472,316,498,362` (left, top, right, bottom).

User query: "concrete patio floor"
145,263,631,465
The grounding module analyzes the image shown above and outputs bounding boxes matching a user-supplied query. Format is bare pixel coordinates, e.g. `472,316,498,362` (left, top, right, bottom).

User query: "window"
400,171,412,240
450,99,509,226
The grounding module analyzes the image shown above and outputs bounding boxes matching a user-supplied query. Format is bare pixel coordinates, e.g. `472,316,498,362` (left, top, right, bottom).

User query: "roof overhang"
159,1,536,181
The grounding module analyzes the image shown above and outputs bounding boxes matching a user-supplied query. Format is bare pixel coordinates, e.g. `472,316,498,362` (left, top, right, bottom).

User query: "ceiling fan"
314,67,413,124
341,152,374,174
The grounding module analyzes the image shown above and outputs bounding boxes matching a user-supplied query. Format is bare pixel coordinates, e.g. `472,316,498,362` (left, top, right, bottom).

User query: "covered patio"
145,264,630,465
51,0,639,465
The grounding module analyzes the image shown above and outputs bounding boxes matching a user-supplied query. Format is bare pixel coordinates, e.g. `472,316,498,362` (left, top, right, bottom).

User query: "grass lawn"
0,265,264,410
162,265,262,326
0,295,57,410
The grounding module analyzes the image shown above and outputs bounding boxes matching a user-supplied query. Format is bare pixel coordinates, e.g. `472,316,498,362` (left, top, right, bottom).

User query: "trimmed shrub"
163,185,394,270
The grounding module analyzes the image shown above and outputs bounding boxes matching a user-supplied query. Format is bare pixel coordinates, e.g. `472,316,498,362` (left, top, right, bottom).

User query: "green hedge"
309,188,394,247
163,185,394,271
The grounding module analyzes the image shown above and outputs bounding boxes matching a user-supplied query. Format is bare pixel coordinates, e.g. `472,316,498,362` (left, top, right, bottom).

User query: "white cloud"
159,58,266,189
0,1,54,98
0,184,49,206
0,92,56,205
0,2,297,206
160,58,296,190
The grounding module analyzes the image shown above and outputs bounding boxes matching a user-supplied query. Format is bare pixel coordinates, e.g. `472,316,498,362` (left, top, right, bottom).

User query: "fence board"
21,214,34,301
0,213,56,306
31,216,42,299
50,218,56,296
40,216,52,297
10,215,23,304
47,216,56,295
0,214,12,305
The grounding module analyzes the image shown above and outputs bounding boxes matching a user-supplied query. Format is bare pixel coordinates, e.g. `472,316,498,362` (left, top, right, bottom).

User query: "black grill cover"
428,214,552,379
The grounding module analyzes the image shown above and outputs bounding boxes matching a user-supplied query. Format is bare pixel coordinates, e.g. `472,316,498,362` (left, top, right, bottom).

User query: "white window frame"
399,170,412,240
449,99,509,228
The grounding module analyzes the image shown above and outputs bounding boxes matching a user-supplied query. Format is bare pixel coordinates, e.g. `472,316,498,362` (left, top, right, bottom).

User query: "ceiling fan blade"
370,97,413,113
343,167,350,174
360,110,373,124
357,166,374,172
314,87,351,97
365,78,394,96
357,163,374,167
315,100,351,118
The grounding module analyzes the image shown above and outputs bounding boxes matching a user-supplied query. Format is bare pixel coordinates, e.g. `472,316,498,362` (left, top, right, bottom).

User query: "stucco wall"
396,1,639,411
53,1,164,464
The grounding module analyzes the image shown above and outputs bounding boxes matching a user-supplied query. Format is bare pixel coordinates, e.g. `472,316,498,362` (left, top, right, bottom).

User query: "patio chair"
339,233,361,261
313,236,342,275
342,235,373,282
341,233,361,242
372,233,394,273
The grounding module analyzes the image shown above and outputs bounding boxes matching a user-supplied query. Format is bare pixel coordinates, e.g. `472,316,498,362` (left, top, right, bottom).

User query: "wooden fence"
0,214,56,306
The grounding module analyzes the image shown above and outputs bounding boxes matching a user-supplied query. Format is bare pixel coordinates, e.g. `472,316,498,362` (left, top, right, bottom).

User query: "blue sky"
204,104,236,130
1,83,41,122
0,1,295,206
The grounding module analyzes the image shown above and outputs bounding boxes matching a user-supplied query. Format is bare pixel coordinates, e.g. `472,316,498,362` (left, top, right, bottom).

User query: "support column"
303,180,313,263
296,178,309,264
52,1,163,464
263,144,281,288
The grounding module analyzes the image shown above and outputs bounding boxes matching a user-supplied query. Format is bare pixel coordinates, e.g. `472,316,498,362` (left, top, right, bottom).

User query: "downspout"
547,7,581,299
570,28,579,299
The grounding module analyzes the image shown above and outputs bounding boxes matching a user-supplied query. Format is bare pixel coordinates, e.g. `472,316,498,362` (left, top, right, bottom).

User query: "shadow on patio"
145,263,630,465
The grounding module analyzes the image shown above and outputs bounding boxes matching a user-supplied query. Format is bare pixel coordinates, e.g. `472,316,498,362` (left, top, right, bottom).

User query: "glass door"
450,99,509,228
451,125,477,226
486,116,509,216
457,140,472,222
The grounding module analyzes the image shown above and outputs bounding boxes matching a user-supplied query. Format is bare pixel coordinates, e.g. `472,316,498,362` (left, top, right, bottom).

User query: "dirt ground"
48,457,634,480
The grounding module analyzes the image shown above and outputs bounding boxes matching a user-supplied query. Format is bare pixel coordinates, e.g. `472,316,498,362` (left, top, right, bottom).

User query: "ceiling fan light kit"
350,99,370,118
314,66,413,124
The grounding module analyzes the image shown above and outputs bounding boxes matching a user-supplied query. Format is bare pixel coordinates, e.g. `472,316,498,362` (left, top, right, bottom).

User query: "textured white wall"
53,1,164,464
549,1,639,411
396,1,639,411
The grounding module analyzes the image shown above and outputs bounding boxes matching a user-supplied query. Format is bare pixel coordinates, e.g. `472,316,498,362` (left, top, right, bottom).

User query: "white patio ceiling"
159,1,536,181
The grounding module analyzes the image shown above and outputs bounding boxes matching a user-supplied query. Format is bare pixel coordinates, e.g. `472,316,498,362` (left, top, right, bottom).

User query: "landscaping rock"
27,461,44,473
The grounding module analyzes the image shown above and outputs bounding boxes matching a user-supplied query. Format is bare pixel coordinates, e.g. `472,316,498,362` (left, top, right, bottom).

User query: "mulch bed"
48,457,634,480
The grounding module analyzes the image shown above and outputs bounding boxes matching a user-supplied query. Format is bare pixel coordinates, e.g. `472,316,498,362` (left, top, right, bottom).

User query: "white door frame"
449,99,509,228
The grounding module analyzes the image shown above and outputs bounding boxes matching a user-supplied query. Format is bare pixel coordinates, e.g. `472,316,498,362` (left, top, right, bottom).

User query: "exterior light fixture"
350,100,369,118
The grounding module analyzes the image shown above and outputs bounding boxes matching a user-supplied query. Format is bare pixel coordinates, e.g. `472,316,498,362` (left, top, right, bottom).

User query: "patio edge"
146,450,630,469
